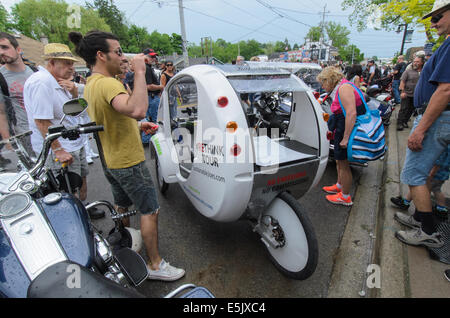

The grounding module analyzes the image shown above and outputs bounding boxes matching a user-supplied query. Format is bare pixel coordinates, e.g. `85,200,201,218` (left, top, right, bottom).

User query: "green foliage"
0,3,14,32
326,22,350,48
11,0,110,45
342,0,444,47
306,26,322,42
338,44,365,63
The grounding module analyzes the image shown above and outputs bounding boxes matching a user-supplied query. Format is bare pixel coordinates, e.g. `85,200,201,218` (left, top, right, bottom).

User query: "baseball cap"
143,48,158,57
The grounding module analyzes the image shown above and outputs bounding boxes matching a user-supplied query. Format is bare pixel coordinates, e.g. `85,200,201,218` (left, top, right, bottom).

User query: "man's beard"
106,54,121,76
0,54,19,64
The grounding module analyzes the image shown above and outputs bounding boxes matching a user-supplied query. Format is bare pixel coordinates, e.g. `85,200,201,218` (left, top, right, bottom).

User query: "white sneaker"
86,157,93,164
147,259,185,281
90,152,99,158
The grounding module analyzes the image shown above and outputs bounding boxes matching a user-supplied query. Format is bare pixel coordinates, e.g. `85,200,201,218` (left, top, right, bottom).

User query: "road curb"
327,150,384,297
372,118,409,297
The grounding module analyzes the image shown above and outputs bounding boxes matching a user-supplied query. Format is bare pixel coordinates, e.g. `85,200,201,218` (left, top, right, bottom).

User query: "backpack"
0,64,38,125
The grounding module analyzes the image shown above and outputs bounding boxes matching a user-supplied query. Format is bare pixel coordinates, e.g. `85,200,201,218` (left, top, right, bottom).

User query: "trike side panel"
150,132,179,184
163,66,254,222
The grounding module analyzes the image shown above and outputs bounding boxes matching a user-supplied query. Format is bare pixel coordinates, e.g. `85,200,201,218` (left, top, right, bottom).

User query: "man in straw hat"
23,42,104,219
394,0,450,249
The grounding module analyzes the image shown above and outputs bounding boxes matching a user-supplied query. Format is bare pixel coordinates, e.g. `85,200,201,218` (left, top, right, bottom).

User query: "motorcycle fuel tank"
0,193,95,298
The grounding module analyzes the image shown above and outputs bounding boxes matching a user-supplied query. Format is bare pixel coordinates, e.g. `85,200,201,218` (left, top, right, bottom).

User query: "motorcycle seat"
27,260,144,298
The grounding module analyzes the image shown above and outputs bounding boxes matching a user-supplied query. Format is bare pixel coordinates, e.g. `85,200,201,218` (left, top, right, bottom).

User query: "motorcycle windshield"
0,112,36,175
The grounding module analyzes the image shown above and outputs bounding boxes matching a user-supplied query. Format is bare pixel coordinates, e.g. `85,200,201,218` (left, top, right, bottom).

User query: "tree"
12,0,110,45
326,22,350,48
170,33,183,55
338,44,364,63
0,3,14,32
342,0,442,44
305,26,322,42
86,0,128,43
126,24,150,53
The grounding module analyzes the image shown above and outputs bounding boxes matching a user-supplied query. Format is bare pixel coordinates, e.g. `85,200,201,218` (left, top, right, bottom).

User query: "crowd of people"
0,0,448,287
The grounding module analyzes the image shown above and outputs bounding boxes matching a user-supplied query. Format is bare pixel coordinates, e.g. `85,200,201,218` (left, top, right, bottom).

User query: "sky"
2,0,430,59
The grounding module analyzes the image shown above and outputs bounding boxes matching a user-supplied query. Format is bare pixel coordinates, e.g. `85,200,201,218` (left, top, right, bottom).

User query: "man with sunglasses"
143,48,164,123
395,0,450,249
69,31,185,281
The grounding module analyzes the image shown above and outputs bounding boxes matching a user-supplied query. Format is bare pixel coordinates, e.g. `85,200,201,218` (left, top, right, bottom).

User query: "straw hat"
42,43,79,62
422,0,450,20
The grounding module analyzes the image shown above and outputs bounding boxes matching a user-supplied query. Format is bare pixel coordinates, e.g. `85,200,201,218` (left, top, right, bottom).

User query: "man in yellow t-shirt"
69,30,185,281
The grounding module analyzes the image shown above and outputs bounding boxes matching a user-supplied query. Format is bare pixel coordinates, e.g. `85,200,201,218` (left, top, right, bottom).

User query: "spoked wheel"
259,191,318,280
151,145,169,194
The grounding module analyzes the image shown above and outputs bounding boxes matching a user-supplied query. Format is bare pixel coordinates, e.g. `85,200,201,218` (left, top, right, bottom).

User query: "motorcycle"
0,98,213,298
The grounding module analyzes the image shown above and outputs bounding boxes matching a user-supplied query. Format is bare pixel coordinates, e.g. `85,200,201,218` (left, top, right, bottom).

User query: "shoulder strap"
29,65,39,72
337,82,370,117
0,72,9,97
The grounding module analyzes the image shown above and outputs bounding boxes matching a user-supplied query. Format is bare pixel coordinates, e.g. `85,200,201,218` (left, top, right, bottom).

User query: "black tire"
263,191,318,280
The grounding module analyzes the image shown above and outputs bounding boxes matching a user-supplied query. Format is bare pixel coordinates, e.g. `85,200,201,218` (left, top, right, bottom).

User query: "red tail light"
218,96,228,107
231,144,241,156
327,131,333,140
313,91,320,99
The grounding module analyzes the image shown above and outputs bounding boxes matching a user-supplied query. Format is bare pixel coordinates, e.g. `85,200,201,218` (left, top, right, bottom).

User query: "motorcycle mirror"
63,98,88,117
60,98,88,124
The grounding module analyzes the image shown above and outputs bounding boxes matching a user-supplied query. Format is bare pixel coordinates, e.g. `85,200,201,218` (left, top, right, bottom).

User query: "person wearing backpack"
392,55,406,105
0,32,37,157
317,66,368,206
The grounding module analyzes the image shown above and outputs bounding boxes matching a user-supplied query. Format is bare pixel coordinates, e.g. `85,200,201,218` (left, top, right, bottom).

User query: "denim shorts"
400,111,450,186
104,161,160,215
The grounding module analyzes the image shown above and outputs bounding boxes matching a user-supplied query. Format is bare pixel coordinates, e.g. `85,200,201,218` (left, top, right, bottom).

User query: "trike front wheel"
261,191,318,280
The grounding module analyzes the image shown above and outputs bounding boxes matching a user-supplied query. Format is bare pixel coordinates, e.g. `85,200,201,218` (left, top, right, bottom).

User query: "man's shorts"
104,161,160,215
401,111,450,186
49,146,88,178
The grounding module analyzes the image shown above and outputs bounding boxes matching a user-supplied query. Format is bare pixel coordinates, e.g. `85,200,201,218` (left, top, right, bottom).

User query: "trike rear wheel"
262,191,318,280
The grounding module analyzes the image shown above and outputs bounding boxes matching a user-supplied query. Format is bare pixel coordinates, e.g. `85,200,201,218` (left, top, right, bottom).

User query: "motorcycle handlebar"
29,124,104,177
79,125,104,134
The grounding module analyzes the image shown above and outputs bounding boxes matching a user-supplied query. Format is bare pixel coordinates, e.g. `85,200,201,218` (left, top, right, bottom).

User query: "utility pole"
400,23,408,56
178,0,189,68
351,45,355,65
319,4,329,62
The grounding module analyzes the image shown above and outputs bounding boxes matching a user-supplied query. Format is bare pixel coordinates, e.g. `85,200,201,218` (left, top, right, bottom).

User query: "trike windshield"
227,75,304,94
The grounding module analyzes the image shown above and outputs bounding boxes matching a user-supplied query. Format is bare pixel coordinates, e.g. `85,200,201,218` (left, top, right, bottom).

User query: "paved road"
87,143,366,298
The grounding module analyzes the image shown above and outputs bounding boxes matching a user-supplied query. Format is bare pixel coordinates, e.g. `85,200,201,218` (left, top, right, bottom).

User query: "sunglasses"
166,64,173,66
112,47,123,57
431,13,443,23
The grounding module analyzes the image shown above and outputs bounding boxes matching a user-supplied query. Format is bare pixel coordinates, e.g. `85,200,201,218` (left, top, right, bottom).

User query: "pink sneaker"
326,192,353,206
322,184,342,194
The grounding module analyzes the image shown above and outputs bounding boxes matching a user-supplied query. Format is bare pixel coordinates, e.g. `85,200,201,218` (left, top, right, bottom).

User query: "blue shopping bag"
338,83,387,163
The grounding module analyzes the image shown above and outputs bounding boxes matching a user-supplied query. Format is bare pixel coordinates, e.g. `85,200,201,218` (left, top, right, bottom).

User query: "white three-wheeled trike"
150,65,329,279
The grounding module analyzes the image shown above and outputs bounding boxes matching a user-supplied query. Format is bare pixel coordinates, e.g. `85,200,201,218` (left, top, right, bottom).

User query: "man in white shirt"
24,43,103,218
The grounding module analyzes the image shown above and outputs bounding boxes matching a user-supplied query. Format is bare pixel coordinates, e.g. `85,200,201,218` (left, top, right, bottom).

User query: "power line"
180,5,283,41
232,17,281,43
255,0,313,28
220,0,301,38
